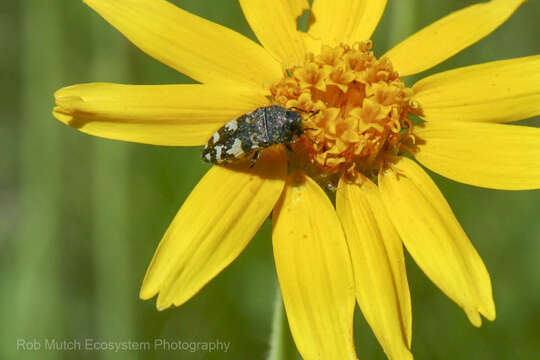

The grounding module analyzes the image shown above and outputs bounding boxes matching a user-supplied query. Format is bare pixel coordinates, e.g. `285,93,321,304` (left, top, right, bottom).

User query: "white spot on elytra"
204,153,211,161
251,142,260,149
204,143,208,149
215,145,223,160
225,119,238,131
226,138,244,156
212,132,220,143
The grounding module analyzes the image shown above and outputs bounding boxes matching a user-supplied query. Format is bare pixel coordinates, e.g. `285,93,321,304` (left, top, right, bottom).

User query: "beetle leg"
250,151,260,168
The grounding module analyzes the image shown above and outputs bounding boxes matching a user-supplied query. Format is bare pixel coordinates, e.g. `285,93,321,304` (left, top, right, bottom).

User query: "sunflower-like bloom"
53,0,540,359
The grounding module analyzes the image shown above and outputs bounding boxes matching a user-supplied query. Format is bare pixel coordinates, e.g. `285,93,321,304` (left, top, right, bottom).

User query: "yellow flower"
53,0,540,359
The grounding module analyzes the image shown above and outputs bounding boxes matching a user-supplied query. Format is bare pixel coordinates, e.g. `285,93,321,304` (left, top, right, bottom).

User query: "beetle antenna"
288,107,320,120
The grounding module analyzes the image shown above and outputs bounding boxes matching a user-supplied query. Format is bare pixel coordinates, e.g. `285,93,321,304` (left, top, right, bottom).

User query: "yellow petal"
385,0,527,76
379,157,495,327
53,83,268,146
309,0,387,45
337,177,412,360
300,31,324,56
139,147,287,309
84,0,281,87
414,121,540,190
413,55,540,123
288,0,310,18
239,0,308,67
272,171,357,360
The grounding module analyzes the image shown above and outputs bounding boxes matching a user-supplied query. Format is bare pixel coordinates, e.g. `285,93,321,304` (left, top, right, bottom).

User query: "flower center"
270,42,421,186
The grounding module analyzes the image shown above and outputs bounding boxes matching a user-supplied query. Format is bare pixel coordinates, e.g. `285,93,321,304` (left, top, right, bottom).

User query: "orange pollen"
270,42,422,181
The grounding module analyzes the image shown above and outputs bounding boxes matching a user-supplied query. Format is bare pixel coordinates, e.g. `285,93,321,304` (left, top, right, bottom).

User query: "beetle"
202,105,314,165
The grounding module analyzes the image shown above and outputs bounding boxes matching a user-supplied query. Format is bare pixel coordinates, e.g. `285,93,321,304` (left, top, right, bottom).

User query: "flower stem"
267,287,297,360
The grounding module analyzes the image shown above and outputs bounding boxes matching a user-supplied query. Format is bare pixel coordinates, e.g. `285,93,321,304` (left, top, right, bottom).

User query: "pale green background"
1,0,539,359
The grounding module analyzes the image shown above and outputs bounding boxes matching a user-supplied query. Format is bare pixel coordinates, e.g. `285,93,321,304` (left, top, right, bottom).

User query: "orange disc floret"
270,42,422,182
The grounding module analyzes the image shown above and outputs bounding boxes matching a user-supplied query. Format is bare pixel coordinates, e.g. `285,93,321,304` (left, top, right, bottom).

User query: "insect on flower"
202,105,316,165
52,0,540,359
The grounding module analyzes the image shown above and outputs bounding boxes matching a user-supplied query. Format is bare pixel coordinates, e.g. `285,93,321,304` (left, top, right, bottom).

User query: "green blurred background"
1,0,539,359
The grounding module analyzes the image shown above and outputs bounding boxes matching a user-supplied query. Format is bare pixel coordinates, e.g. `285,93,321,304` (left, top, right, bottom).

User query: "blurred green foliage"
1,0,539,359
